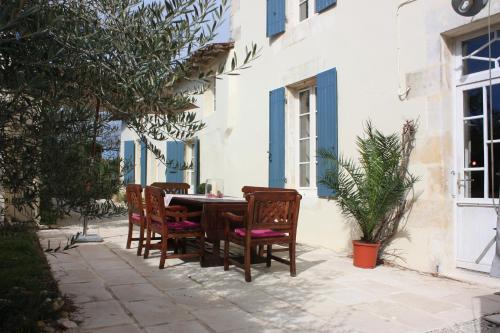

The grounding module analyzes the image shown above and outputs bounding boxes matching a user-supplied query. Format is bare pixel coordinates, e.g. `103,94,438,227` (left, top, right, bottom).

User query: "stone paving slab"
39,217,500,332
77,299,133,329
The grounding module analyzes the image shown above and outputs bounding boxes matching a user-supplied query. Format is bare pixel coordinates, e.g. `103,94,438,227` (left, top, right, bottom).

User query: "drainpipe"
396,0,419,100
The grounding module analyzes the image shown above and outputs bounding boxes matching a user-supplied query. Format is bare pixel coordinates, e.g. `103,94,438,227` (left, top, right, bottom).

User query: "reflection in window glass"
463,59,496,75
463,88,483,117
299,90,309,114
300,139,310,162
299,89,312,188
464,118,484,168
487,84,500,140
300,114,310,138
462,34,491,56
475,40,500,58
299,0,308,21
462,32,499,75
488,143,500,198
300,164,310,187
464,171,484,198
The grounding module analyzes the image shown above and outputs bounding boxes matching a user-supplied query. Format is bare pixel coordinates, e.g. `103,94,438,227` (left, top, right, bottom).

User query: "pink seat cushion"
149,220,200,231
131,213,143,221
234,228,286,238
167,220,200,230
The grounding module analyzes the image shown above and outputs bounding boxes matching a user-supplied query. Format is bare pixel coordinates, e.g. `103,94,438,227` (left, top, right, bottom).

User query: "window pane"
464,118,484,168
464,88,483,117
299,1,308,21
300,164,310,187
463,59,496,75
475,40,500,58
464,171,484,198
462,33,496,75
300,115,310,138
299,90,310,114
462,34,489,56
487,84,500,140
488,143,500,198
300,139,310,162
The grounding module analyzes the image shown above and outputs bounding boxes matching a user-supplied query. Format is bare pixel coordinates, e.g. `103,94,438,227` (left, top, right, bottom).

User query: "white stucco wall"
119,0,500,275
194,0,500,274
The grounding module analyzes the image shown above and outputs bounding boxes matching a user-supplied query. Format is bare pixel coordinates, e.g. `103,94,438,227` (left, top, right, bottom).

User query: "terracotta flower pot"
352,240,380,269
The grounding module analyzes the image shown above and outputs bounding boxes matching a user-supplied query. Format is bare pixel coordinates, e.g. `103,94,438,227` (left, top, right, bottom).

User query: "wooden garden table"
168,194,247,267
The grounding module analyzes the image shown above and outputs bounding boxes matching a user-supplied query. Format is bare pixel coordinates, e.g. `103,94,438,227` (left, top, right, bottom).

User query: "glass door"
456,80,500,272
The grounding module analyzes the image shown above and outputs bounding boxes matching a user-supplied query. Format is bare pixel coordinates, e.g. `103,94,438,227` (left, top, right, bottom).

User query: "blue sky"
144,0,231,43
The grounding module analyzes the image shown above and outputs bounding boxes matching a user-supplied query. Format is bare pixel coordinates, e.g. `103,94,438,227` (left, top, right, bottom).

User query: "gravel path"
429,318,500,333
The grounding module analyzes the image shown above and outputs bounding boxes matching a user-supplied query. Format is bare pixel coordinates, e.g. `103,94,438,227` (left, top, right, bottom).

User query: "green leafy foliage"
319,121,418,250
0,0,259,223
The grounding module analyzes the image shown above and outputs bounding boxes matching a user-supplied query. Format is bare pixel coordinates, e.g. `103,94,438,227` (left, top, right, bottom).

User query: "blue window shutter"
269,87,286,188
316,0,336,13
123,141,135,184
192,138,200,193
166,141,185,183
316,68,338,197
267,0,285,38
140,141,147,186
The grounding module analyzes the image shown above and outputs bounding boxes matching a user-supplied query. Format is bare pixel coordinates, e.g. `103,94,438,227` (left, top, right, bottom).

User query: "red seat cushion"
234,228,285,238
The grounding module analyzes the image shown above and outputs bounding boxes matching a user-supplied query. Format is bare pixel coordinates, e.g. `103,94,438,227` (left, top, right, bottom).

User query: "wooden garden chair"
150,182,192,251
241,186,298,256
223,190,302,282
125,184,147,256
150,182,190,194
143,186,205,269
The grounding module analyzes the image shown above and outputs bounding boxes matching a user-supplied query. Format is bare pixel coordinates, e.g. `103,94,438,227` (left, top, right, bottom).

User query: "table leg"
200,239,224,267
213,239,221,257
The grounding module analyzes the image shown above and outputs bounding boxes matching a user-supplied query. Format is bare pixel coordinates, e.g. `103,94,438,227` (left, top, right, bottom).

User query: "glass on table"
205,178,224,198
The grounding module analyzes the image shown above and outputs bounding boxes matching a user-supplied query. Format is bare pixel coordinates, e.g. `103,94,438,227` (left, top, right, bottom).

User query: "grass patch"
0,224,68,332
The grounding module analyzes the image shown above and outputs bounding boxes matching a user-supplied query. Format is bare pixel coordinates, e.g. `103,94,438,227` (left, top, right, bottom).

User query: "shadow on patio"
39,216,500,333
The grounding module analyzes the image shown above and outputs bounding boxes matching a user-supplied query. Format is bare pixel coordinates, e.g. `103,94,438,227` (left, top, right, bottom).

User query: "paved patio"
39,217,500,333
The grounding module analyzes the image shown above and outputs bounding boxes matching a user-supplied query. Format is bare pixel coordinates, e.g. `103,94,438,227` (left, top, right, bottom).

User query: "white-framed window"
299,0,309,21
455,28,500,200
184,139,200,194
185,143,194,187
296,86,317,193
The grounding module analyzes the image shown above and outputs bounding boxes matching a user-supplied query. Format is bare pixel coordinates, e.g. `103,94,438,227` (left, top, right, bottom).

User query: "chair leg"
289,242,296,277
144,227,152,259
223,239,230,271
244,244,252,282
173,239,178,254
159,235,168,269
182,238,187,254
137,223,144,256
126,221,133,249
258,245,265,257
266,244,272,267
199,232,205,265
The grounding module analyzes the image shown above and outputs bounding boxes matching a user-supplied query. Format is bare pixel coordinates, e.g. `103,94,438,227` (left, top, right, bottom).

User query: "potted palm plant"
319,121,418,268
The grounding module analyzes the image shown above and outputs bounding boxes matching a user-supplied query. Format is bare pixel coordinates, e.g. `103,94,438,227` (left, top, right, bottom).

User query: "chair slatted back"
126,184,144,216
151,182,190,194
241,186,289,197
144,186,167,224
245,191,301,232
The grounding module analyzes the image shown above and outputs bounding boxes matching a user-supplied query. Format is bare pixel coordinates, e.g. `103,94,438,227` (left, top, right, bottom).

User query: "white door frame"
453,29,500,272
